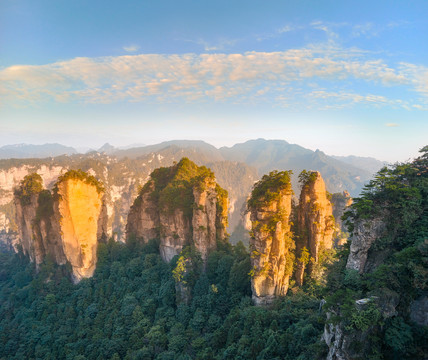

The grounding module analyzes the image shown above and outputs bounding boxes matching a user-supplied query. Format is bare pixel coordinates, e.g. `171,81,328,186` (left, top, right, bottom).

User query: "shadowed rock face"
247,171,294,306
15,193,44,264
126,181,160,243
295,171,334,286
126,158,228,263
160,208,192,262
346,216,386,273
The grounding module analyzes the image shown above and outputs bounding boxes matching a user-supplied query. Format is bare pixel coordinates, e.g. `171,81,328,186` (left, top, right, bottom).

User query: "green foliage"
53,169,105,197
0,235,327,359
247,170,293,208
35,189,54,222
133,158,224,222
298,170,318,189
14,173,43,205
324,145,428,359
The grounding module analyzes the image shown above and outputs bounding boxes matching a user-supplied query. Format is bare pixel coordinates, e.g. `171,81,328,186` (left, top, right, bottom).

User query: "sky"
1,0,427,162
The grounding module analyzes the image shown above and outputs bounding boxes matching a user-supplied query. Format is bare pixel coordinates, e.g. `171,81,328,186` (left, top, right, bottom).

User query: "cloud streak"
1,47,426,109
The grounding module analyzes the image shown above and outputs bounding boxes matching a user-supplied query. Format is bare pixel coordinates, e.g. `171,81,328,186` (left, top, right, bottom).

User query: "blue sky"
1,0,427,161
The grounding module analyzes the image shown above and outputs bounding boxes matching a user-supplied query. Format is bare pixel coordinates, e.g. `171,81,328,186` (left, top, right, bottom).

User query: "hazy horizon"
1,0,427,163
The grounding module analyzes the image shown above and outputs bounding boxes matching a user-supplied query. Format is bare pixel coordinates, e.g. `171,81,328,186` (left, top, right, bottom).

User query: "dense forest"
0,147,427,359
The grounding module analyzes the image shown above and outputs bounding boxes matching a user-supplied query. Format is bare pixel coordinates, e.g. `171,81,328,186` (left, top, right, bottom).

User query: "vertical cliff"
295,171,334,286
247,170,294,306
14,174,45,264
126,181,160,243
323,147,428,359
126,158,228,263
13,170,107,282
54,171,107,281
331,191,353,246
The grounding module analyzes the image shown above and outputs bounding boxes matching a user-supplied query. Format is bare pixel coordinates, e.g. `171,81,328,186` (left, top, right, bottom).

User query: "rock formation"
295,171,334,286
346,216,386,273
247,170,294,306
54,171,107,281
126,158,228,263
14,174,46,264
331,191,353,246
13,170,107,282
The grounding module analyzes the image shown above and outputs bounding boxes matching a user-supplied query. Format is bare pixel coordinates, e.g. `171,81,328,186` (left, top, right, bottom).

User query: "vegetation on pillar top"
53,169,105,197
343,145,428,228
133,157,226,219
14,173,44,205
247,170,293,208
298,170,319,190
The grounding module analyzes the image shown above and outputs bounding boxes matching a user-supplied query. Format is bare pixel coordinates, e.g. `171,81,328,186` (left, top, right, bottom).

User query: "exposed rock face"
126,181,160,243
56,178,107,281
295,171,334,286
160,209,192,262
13,171,107,282
126,158,228,263
346,217,386,273
331,191,353,246
192,178,217,261
247,171,294,306
14,193,42,263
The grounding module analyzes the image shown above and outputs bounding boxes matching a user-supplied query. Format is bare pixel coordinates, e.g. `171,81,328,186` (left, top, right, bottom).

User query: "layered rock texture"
126,158,228,263
346,216,387,273
54,173,107,280
331,191,353,246
247,171,294,306
295,171,334,286
14,171,107,282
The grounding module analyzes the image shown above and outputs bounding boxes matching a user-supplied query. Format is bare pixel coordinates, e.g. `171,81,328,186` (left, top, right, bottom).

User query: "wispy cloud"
123,45,140,53
0,47,426,109
181,38,237,52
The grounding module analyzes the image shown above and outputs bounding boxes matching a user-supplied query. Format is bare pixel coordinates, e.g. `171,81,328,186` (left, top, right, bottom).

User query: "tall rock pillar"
247,170,294,306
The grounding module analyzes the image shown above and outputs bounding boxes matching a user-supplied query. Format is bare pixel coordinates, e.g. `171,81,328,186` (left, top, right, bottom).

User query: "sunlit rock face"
14,171,107,282
247,171,294,306
192,177,217,261
295,171,334,286
56,178,107,282
126,158,228,263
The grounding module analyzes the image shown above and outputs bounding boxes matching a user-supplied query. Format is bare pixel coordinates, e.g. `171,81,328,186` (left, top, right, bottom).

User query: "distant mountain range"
0,143,77,159
0,139,388,197
0,138,389,247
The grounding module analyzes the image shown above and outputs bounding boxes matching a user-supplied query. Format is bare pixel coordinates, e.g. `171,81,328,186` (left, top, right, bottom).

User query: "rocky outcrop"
126,181,160,243
15,192,42,263
160,208,192,262
126,158,228,263
55,175,107,281
295,171,334,286
247,170,294,306
331,191,353,246
346,216,386,273
13,171,107,282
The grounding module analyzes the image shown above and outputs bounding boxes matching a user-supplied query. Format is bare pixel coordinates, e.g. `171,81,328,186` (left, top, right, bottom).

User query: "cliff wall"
126,158,228,263
247,170,294,306
295,171,334,286
56,177,107,281
13,171,107,282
